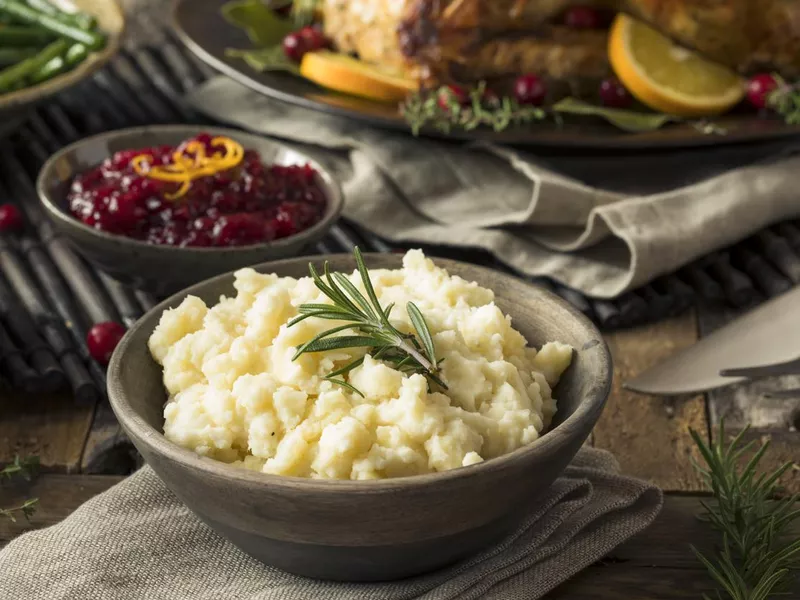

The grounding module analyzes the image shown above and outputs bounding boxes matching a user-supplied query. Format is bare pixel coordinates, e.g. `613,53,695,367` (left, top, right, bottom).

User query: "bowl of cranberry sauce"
67,133,327,248
37,126,343,295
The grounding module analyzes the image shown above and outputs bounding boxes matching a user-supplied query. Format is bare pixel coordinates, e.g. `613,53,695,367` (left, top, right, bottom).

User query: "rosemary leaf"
353,247,392,329
407,302,436,366
1,455,39,481
690,421,800,599
331,271,376,319
323,377,364,398
300,335,385,354
1,455,40,523
326,356,365,379
292,323,366,360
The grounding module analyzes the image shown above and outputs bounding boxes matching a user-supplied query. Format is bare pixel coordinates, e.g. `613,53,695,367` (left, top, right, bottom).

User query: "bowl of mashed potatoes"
108,251,611,582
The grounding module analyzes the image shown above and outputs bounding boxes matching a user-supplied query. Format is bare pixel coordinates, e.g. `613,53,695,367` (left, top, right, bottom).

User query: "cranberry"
299,25,328,51
599,77,633,108
215,213,265,246
272,212,296,238
437,84,469,111
564,6,602,29
87,322,126,364
747,74,779,109
0,204,24,232
282,32,308,62
514,74,547,106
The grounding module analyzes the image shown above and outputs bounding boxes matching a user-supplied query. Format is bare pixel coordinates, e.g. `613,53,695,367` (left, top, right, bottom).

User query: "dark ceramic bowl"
36,125,344,295
107,254,612,582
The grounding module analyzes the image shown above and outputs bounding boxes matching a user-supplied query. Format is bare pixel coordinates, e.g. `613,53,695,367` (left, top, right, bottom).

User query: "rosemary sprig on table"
690,422,800,600
1,454,39,481
1,454,40,523
289,248,445,397
0,498,39,523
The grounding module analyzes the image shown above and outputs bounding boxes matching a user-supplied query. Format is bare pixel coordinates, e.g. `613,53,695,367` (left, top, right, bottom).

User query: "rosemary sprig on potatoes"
289,247,445,397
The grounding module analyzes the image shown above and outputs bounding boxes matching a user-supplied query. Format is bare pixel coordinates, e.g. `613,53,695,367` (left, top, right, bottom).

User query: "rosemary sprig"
1,454,40,523
289,247,446,396
767,75,800,125
690,422,800,600
1,454,39,481
402,82,547,135
0,498,39,523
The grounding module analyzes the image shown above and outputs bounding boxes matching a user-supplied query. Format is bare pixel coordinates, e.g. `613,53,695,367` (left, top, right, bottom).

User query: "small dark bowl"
108,254,612,582
36,125,343,295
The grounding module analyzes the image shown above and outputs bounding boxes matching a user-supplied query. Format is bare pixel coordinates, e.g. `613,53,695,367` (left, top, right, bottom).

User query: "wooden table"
2,307,799,598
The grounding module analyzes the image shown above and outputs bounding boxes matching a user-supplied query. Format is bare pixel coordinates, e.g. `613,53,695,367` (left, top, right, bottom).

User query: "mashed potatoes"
149,250,572,480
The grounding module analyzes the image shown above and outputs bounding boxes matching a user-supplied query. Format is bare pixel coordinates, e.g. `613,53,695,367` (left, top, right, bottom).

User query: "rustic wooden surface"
1,305,799,597
594,311,708,492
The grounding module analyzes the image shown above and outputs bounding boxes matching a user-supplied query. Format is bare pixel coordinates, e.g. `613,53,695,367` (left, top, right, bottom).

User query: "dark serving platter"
172,0,800,150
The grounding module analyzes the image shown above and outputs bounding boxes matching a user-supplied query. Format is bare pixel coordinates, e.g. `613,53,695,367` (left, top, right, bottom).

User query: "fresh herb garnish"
289,247,446,397
551,97,678,133
767,75,800,126
690,422,800,600
402,83,547,135
0,498,39,523
1,454,39,481
1,454,40,523
402,84,692,135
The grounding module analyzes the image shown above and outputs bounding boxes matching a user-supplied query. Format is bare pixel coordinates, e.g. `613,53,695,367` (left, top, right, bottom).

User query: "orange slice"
300,51,418,103
608,14,745,117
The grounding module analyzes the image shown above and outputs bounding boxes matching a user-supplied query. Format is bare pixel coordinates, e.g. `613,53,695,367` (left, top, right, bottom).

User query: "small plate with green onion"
0,0,124,123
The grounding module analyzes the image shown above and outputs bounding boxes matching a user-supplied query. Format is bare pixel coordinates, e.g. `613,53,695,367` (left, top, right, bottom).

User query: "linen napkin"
186,77,800,299
0,447,661,600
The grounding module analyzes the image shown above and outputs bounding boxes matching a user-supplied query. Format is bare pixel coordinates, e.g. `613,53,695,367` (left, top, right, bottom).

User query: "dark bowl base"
201,509,520,582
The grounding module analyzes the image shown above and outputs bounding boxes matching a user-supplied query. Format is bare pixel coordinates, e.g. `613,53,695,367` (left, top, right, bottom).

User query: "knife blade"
624,285,800,396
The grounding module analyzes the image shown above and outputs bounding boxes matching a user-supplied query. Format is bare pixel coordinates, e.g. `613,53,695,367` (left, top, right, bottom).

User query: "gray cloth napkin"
0,447,661,599
187,77,800,299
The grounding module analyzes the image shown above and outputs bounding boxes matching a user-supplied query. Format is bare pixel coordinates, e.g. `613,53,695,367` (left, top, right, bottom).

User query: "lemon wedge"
300,51,418,103
608,14,745,117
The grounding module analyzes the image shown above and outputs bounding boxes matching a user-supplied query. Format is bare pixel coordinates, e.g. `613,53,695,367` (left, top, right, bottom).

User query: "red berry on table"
87,322,127,365
282,32,308,62
747,73,779,109
299,25,328,51
437,84,470,110
599,77,633,108
564,6,602,29
0,204,23,232
514,74,547,106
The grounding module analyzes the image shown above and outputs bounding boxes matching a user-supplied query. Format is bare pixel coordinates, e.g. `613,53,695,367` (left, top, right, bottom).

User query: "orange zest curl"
130,136,245,200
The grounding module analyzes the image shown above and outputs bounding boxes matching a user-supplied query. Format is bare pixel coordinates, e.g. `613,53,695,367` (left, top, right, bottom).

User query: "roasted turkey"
321,0,800,86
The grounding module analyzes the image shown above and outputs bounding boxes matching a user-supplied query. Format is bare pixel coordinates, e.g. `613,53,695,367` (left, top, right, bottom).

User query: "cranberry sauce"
67,133,327,248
